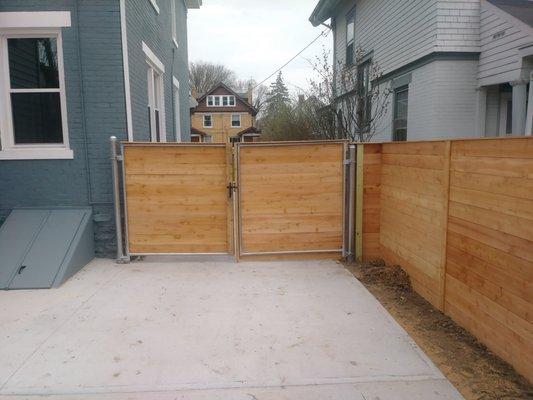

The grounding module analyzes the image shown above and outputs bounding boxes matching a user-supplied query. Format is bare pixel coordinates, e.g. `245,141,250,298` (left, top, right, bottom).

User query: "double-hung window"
346,8,355,66
393,86,409,141
203,114,212,128
231,114,241,128
143,42,166,142
0,29,71,159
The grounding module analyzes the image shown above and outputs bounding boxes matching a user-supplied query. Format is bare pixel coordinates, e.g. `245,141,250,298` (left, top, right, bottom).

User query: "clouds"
187,0,331,93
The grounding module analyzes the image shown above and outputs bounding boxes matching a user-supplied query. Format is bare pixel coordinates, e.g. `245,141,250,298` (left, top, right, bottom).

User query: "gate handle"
227,182,236,198
18,265,27,274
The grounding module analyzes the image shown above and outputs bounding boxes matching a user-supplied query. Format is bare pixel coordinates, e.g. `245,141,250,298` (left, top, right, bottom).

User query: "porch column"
475,87,487,136
511,80,527,135
525,72,533,136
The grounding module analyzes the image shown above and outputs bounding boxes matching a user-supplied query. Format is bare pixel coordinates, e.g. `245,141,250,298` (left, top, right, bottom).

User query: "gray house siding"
0,0,128,256
331,0,482,141
126,0,191,141
374,59,479,141
478,0,533,86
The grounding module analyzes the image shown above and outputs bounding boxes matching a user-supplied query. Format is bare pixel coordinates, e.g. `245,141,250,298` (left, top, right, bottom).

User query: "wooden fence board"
238,142,345,255
123,144,230,254
361,137,533,382
361,144,381,261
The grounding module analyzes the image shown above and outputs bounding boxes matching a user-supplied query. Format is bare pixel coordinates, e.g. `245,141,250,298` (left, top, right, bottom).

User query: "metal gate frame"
233,140,356,259
111,137,358,263
111,138,234,262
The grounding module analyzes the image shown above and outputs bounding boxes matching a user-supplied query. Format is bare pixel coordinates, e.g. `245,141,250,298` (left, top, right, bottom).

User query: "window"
172,77,181,141
393,86,408,141
170,0,178,47
231,114,241,127
203,114,212,128
0,30,72,159
147,66,164,142
143,42,166,142
357,60,371,131
206,95,236,107
346,8,355,66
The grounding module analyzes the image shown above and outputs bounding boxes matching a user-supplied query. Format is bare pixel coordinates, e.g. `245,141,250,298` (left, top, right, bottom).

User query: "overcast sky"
187,0,332,93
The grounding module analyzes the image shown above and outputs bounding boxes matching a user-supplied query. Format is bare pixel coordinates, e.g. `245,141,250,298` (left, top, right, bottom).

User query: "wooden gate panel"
123,144,229,254
238,142,345,255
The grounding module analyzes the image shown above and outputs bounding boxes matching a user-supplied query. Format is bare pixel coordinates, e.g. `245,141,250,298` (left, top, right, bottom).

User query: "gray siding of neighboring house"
485,85,501,136
126,0,191,142
435,0,480,52
0,0,128,256
374,59,479,141
332,0,481,141
478,0,533,86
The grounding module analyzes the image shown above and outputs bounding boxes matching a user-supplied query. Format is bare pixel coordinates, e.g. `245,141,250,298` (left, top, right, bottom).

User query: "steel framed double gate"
111,138,355,262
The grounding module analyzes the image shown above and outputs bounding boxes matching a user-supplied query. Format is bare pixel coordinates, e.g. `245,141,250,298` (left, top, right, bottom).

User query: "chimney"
298,94,305,105
191,86,198,100
247,89,253,106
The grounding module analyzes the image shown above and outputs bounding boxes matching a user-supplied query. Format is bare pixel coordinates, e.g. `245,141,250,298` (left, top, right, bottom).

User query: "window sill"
0,147,74,160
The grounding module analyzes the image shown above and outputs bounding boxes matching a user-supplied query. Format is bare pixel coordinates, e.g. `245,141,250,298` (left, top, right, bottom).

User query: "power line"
251,28,331,91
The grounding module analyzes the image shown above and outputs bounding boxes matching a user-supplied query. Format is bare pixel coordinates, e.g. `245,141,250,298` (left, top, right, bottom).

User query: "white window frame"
231,114,241,128
172,76,181,141
0,28,72,160
148,0,160,14
206,95,236,107
143,42,166,142
203,114,212,128
170,0,178,48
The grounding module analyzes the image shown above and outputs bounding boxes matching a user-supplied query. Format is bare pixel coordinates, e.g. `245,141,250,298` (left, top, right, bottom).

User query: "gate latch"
227,182,237,198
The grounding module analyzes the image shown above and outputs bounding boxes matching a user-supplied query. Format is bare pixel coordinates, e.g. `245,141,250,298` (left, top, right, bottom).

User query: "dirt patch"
345,260,533,400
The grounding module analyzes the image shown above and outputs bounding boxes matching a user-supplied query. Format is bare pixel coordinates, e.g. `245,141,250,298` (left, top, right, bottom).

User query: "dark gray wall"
0,0,128,256
127,0,191,141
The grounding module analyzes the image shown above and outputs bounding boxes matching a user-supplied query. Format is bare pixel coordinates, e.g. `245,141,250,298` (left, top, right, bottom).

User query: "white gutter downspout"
120,0,133,141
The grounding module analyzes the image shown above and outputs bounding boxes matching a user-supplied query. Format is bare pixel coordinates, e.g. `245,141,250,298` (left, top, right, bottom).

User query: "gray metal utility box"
0,208,94,290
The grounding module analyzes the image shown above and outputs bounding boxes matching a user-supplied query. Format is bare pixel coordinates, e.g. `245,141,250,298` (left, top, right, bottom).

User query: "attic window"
206,95,236,107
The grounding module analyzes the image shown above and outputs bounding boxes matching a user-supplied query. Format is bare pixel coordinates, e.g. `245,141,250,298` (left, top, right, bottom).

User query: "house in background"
190,83,261,142
0,0,201,256
309,0,533,141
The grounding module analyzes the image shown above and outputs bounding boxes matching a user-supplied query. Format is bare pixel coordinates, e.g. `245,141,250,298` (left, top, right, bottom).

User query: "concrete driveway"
0,258,462,399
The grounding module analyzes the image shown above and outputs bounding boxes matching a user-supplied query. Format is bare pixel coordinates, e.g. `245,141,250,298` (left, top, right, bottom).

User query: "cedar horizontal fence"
357,136,533,382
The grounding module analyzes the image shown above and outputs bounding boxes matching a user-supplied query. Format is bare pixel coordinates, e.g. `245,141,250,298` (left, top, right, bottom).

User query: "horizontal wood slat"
239,142,345,255
361,144,381,261
361,137,533,382
123,144,229,254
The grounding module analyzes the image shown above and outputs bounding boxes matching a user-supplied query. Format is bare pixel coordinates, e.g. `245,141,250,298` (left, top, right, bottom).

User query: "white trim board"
0,12,71,28
148,0,160,14
119,0,133,141
142,41,165,73
0,29,72,160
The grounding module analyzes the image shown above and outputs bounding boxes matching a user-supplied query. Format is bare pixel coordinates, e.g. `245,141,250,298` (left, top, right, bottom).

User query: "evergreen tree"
265,72,291,114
